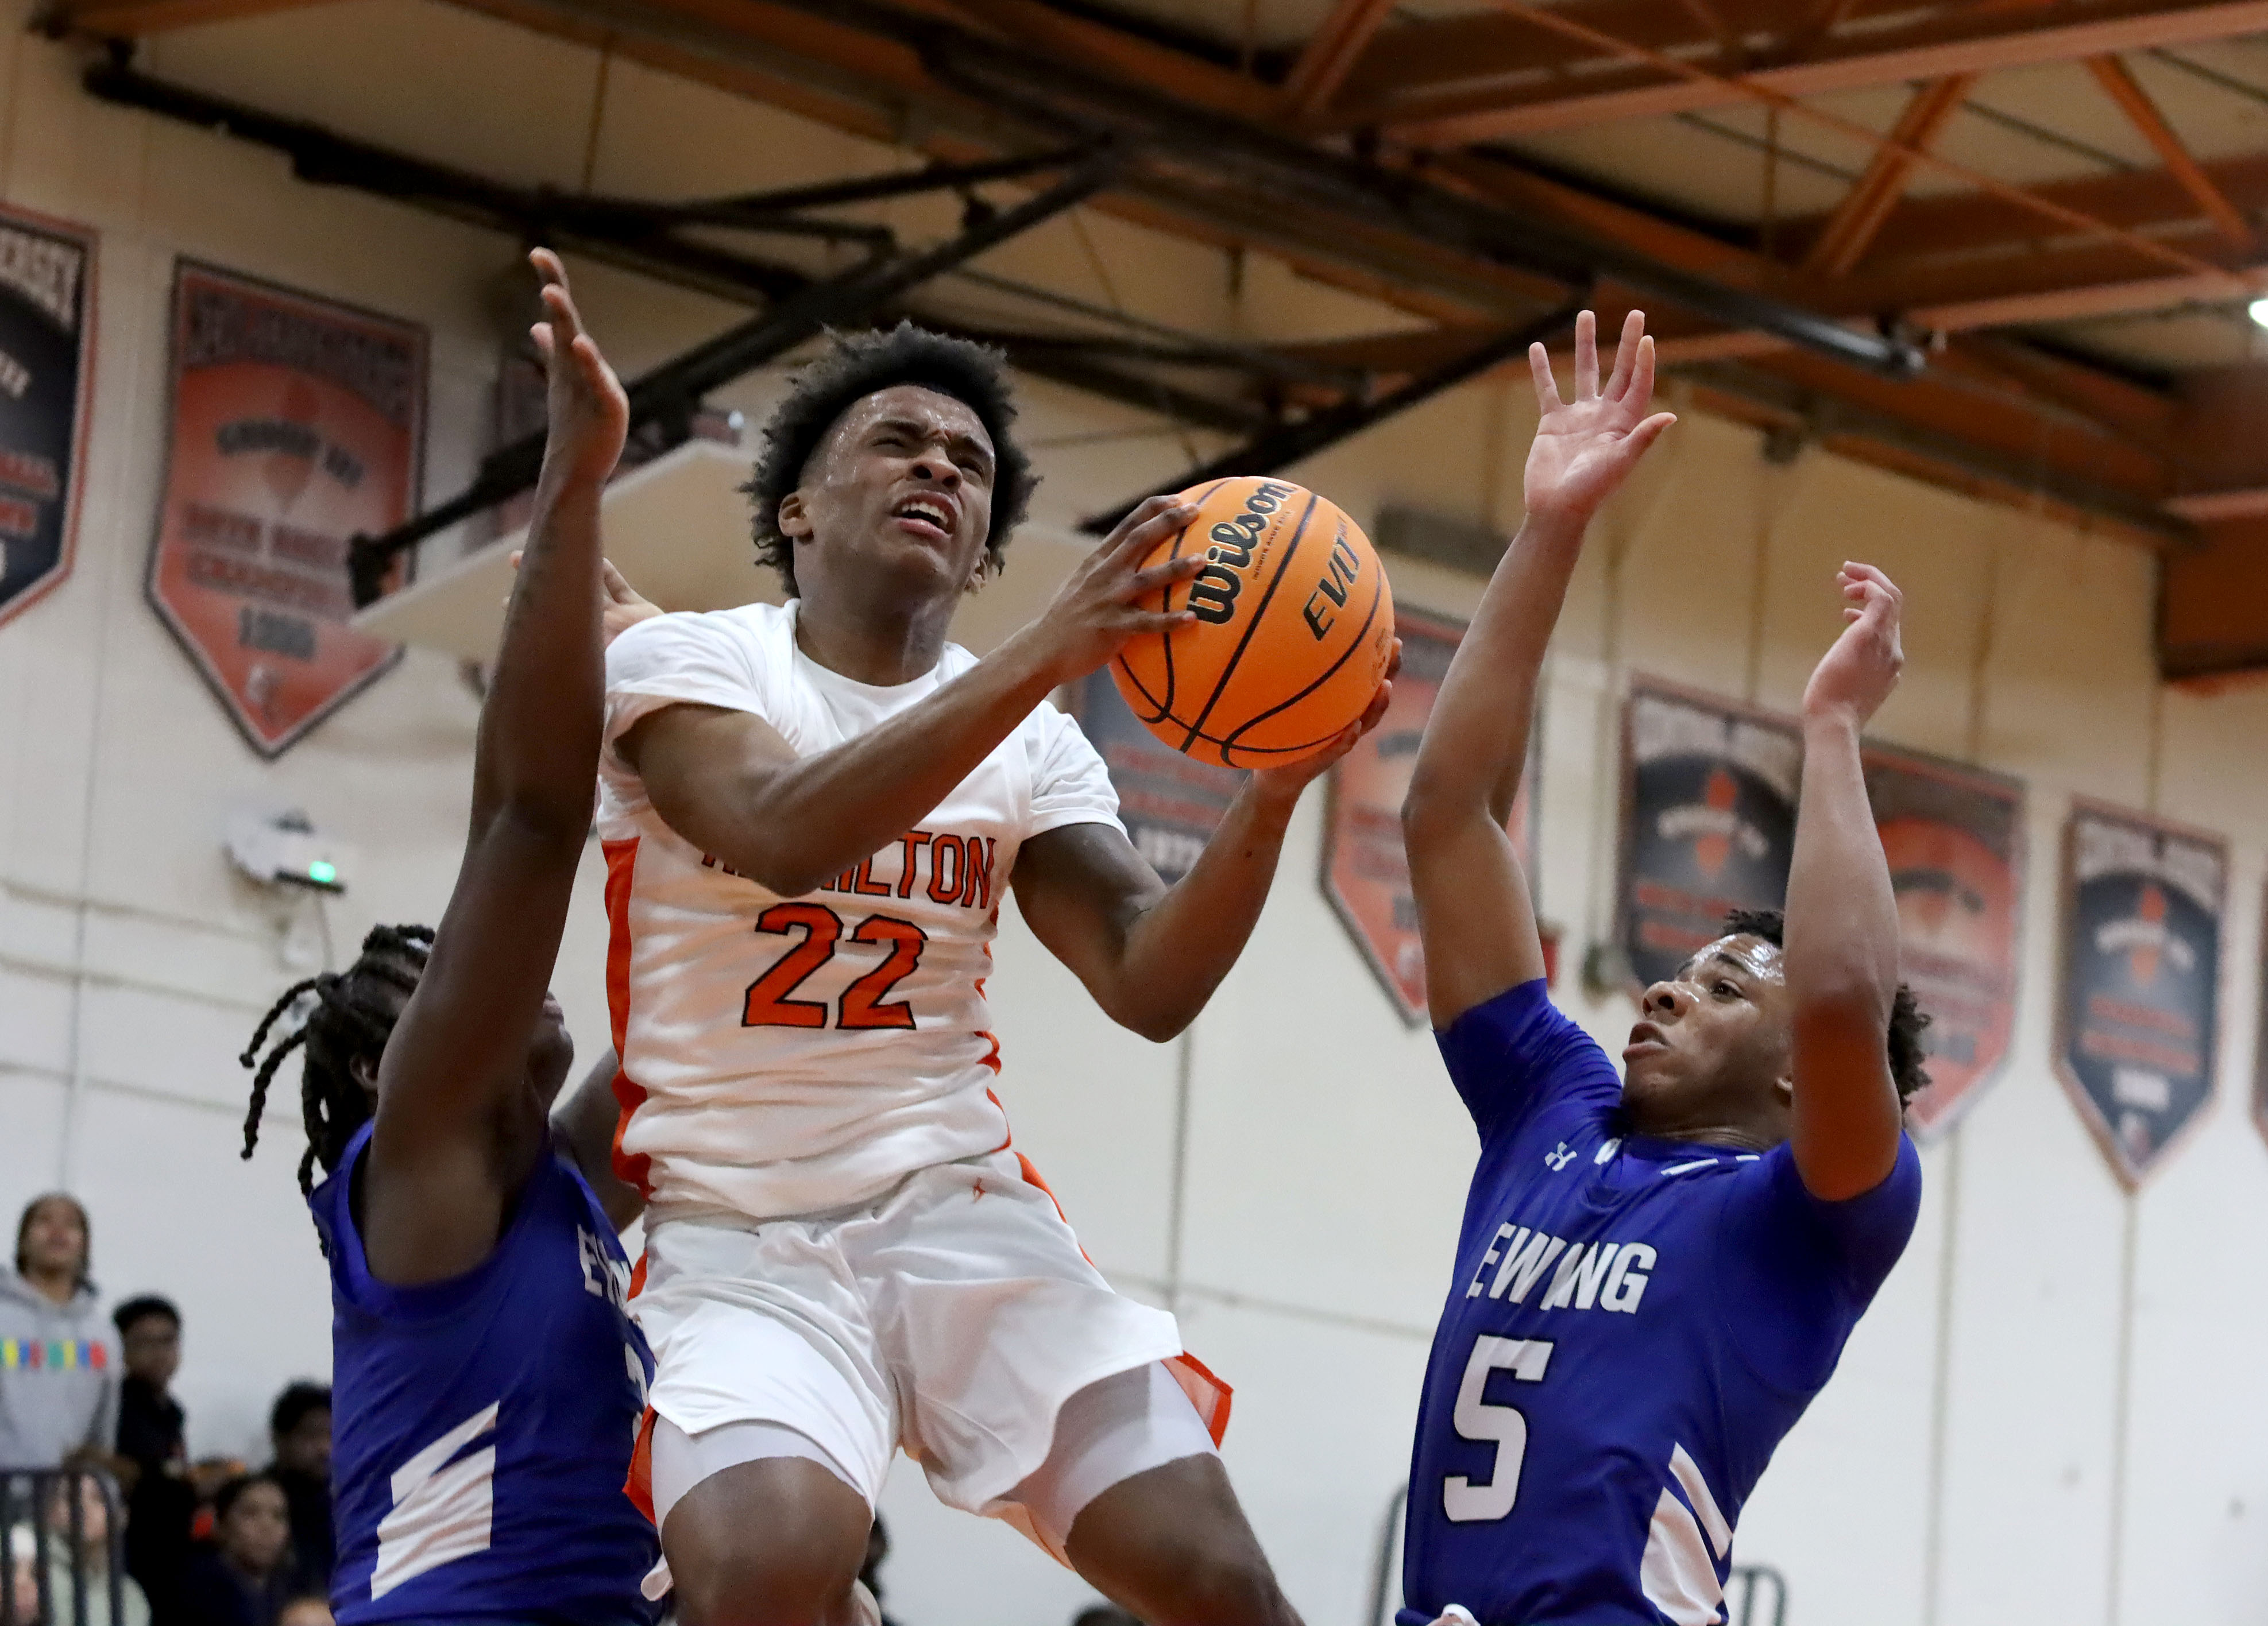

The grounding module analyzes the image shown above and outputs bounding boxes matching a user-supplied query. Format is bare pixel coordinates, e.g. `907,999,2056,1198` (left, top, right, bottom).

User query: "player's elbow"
1400,775,1452,844
1100,989,1192,1045
1793,975,1893,1036
737,849,832,899
479,797,596,857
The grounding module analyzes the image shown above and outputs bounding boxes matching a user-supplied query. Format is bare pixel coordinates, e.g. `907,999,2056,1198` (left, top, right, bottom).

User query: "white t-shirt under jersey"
597,600,1124,1224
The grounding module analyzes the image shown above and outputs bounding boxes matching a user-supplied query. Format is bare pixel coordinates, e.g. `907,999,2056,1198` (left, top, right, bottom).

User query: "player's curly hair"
741,323,1038,598
1723,908,1931,1105
239,924,432,1194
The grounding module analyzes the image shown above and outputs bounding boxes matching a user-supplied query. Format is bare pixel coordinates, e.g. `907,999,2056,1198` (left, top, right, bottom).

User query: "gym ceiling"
51,0,2268,675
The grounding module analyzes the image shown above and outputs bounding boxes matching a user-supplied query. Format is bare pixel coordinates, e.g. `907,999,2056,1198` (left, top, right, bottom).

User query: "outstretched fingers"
1528,340,1562,415
1572,308,1598,400
1619,409,1678,467
1105,494,1197,563
1625,332,1657,417
1130,552,1208,598
1602,309,1645,401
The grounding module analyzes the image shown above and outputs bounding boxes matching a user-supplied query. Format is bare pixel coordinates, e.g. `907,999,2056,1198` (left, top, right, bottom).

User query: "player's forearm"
471,463,606,839
691,633,1067,896
1404,513,1583,836
1784,714,1899,1020
552,1048,643,1231
1106,779,1299,1041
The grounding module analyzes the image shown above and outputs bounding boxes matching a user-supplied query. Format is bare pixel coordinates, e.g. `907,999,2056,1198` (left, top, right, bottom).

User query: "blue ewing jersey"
311,1124,660,1626
1400,982,1921,1626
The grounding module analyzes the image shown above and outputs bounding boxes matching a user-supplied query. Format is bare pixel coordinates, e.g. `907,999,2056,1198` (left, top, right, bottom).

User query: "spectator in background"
260,1388,329,1594
36,1470,150,1626
0,1195,118,1470
177,1477,294,1626
114,1296,196,1623
274,1598,330,1626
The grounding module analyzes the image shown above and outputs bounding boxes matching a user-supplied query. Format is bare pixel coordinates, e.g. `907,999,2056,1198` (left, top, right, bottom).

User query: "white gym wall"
0,6,2260,1624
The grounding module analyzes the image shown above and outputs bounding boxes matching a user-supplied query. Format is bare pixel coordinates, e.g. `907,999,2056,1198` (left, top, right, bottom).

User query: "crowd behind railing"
3,1194,334,1626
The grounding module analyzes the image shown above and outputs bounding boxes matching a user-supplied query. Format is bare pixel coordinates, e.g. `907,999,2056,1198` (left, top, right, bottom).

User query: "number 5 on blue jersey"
1444,1335,1552,1523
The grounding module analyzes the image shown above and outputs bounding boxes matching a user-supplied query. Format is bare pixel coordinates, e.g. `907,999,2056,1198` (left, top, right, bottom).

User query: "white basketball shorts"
624,1148,1230,1546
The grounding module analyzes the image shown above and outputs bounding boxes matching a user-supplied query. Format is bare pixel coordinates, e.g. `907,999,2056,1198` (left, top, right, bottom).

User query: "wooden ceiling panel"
1355,0,2268,142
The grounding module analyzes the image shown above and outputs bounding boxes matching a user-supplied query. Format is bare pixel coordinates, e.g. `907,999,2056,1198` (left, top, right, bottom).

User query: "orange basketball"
1111,477,1394,769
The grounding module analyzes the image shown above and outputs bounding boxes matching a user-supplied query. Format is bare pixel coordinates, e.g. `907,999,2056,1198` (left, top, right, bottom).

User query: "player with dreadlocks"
1395,310,1927,1626
238,248,656,1626
241,923,432,1193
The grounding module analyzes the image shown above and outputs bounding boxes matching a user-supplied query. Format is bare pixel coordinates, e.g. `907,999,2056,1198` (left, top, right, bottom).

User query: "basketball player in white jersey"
597,324,1392,1625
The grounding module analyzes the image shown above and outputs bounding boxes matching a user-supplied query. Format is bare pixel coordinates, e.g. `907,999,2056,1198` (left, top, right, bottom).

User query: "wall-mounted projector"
226,807,356,894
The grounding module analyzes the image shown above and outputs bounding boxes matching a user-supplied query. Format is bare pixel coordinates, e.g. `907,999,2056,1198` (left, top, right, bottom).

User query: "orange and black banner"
1866,746,2024,1139
1075,671,1246,885
2058,800,2224,1187
145,261,426,757
1618,679,1800,994
0,206,95,632
1322,608,1537,1027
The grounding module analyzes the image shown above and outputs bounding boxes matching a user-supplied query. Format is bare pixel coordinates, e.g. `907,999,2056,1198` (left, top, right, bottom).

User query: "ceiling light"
2248,296,2268,328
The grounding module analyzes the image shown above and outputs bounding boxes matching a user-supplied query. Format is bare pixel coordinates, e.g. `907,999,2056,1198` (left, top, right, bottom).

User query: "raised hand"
1022,494,1208,682
1523,308,1677,525
508,551,661,646
529,247,628,492
1802,563,1904,730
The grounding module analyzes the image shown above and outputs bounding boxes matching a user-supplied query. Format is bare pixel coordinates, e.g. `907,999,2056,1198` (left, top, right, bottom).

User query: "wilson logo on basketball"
1189,479,1291,624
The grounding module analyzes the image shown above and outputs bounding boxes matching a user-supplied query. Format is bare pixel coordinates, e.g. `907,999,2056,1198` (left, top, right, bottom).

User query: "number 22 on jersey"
1445,1335,1554,1522
743,902,929,1030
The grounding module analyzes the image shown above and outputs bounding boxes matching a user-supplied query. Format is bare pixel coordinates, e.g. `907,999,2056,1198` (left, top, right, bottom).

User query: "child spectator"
113,1296,195,1623
260,1388,330,1593
177,1477,294,1626
0,1195,118,1472
36,1470,150,1626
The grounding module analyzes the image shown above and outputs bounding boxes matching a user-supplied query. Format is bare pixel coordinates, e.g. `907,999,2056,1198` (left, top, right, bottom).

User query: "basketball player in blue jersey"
1396,308,1928,1626
238,249,658,1626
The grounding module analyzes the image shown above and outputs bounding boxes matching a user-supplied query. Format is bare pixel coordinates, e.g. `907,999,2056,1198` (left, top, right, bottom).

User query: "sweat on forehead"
1680,935,1786,982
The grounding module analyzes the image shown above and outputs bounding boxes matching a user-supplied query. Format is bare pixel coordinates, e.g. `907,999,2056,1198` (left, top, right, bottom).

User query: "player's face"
1620,934,1793,1136
783,385,997,601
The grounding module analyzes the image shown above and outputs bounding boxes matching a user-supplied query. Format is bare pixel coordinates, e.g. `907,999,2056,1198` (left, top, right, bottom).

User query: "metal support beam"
76,65,1293,544
507,0,1919,375
2085,54,2252,247
1803,75,1973,277
1675,361,2195,547
1080,295,1589,533
1365,0,2268,141
1281,0,1397,121
343,146,1126,601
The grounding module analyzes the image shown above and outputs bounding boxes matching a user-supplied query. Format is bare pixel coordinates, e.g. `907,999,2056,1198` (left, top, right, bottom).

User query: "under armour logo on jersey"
1544,1142,1577,1172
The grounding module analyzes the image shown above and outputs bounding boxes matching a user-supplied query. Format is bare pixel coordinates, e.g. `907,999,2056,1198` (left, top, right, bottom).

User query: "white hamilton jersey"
597,601,1123,1223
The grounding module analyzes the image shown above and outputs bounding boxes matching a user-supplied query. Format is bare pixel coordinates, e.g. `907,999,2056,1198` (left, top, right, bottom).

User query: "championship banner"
1865,746,2024,1138
146,262,426,756
1075,671,1246,885
2057,800,2225,1187
1322,608,1538,1027
0,207,95,632
1618,679,1799,992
